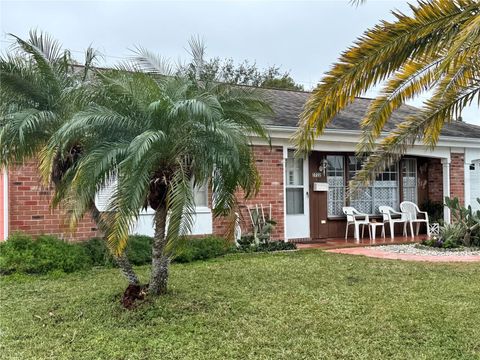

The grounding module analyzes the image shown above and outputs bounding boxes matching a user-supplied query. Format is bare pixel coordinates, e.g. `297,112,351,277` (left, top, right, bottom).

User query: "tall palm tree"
54,41,272,295
295,0,480,184
0,31,140,284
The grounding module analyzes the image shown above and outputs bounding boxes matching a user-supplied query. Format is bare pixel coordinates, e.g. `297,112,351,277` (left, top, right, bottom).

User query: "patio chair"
342,206,369,242
379,206,408,239
399,201,430,237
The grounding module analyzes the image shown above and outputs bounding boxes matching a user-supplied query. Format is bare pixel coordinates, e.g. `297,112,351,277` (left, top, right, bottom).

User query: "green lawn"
1,250,479,360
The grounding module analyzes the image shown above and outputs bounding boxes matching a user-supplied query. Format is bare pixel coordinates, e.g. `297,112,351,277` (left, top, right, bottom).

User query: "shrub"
126,235,153,265
421,200,444,224
174,236,232,263
81,235,152,267
236,236,296,252
82,238,115,267
236,235,256,251
256,241,297,252
423,198,480,249
0,233,92,274
83,235,229,265
445,197,480,247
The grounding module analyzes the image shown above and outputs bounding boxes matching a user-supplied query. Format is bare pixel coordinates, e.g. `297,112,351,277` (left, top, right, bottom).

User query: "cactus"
248,205,277,246
444,197,480,247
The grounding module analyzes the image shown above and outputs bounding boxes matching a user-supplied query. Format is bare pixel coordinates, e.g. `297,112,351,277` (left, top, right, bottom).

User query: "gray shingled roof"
262,88,480,139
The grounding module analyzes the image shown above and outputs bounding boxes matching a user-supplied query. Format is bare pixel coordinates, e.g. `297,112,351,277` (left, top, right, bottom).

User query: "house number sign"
312,158,328,178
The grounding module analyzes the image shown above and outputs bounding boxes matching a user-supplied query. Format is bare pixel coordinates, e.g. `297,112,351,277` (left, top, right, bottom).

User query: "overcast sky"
1,0,478,125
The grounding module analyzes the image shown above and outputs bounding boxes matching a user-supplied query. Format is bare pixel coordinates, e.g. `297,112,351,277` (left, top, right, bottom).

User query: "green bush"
256,241,297,252
81,235,153,267
82,238,115,267
0,232,268,275
174,236,232,263
126,235,153,265
421,200,444,224
236,236,297,252
0,233,92,274
82,235,227,267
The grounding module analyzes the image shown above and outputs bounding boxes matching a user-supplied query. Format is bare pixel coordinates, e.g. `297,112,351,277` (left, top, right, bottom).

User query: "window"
348,156,373,214
193,183,208,208
327,155,345,216
373,163,398,212
347,156,399,214
285,149,304,214
402,159,417,203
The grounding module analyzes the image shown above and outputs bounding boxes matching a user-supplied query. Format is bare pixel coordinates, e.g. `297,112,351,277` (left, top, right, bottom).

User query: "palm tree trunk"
115,253,140,285
89,203,140,285
149,204,170,295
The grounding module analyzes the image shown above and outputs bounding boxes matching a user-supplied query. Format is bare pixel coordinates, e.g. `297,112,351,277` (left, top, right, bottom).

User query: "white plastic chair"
343,206,369,242
379,206,408,239
400,201,430,238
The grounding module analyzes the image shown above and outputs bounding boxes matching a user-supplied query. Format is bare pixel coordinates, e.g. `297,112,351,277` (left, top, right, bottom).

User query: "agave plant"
295,0,480,185
444,197,480,246
0,31,140,284
53,39,272,295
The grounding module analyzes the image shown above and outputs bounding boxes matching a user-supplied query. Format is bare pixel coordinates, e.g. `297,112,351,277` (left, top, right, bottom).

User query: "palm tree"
295,0,480,184
54,41,272,295
0,31,140,284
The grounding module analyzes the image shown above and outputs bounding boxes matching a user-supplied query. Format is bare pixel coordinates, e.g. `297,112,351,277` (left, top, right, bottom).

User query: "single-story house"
1,88,480,242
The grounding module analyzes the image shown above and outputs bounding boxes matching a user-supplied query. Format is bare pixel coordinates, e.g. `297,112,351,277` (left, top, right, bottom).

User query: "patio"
295,235,427,250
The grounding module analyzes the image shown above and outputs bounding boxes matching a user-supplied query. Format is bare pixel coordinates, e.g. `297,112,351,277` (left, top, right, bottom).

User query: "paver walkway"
326,247,480,262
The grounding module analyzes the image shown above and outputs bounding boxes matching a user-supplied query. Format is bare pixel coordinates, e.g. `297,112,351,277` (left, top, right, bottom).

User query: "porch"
295,235,427,250
284,147,477,243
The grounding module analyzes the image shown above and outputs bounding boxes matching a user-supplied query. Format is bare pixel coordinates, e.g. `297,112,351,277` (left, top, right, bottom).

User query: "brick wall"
450,153,465,205
8,162,100,241
427,158,443,203
212,145,285,240
427,154,465,206
0,170,4,240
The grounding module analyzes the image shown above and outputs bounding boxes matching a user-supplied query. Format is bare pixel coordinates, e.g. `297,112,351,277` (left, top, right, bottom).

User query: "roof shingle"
262,88,480,139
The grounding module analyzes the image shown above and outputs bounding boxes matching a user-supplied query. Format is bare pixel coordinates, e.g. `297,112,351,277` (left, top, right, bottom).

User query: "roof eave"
263,125,480,148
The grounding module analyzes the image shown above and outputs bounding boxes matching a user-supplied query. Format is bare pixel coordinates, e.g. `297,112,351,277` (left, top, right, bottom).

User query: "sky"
1,0,478,126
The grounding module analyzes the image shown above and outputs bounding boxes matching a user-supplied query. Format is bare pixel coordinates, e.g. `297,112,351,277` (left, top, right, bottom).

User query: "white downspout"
441,158,451,224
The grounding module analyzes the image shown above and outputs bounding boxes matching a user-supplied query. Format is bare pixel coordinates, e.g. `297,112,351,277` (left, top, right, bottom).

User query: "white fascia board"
254,125,480,150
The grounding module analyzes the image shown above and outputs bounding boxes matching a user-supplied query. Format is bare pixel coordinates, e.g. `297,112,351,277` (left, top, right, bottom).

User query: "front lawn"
1,250,479,359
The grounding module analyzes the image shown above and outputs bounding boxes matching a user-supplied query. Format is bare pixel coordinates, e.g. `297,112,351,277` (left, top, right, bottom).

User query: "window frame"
325,154,416,219
193,182,209,211
285,149,305,215
401,158,418,205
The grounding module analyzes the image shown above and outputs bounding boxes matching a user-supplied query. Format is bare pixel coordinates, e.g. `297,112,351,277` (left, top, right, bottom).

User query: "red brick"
212,145,285,240
8,161,100,241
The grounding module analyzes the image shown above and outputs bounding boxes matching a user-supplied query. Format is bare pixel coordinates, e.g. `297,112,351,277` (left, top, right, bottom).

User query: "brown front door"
309,152,329,240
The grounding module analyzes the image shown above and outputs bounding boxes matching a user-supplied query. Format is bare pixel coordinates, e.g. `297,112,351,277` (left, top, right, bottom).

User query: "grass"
1,250,479,360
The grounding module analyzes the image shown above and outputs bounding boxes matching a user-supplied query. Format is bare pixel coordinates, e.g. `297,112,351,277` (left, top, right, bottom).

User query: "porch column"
441,158,451,224
464,159,471,208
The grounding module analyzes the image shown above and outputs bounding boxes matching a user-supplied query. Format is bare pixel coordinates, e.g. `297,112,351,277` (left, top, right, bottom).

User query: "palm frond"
164,165,196,255
295,0,479,153
358,56,443,154
130,45,173,76
186,35,206,80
